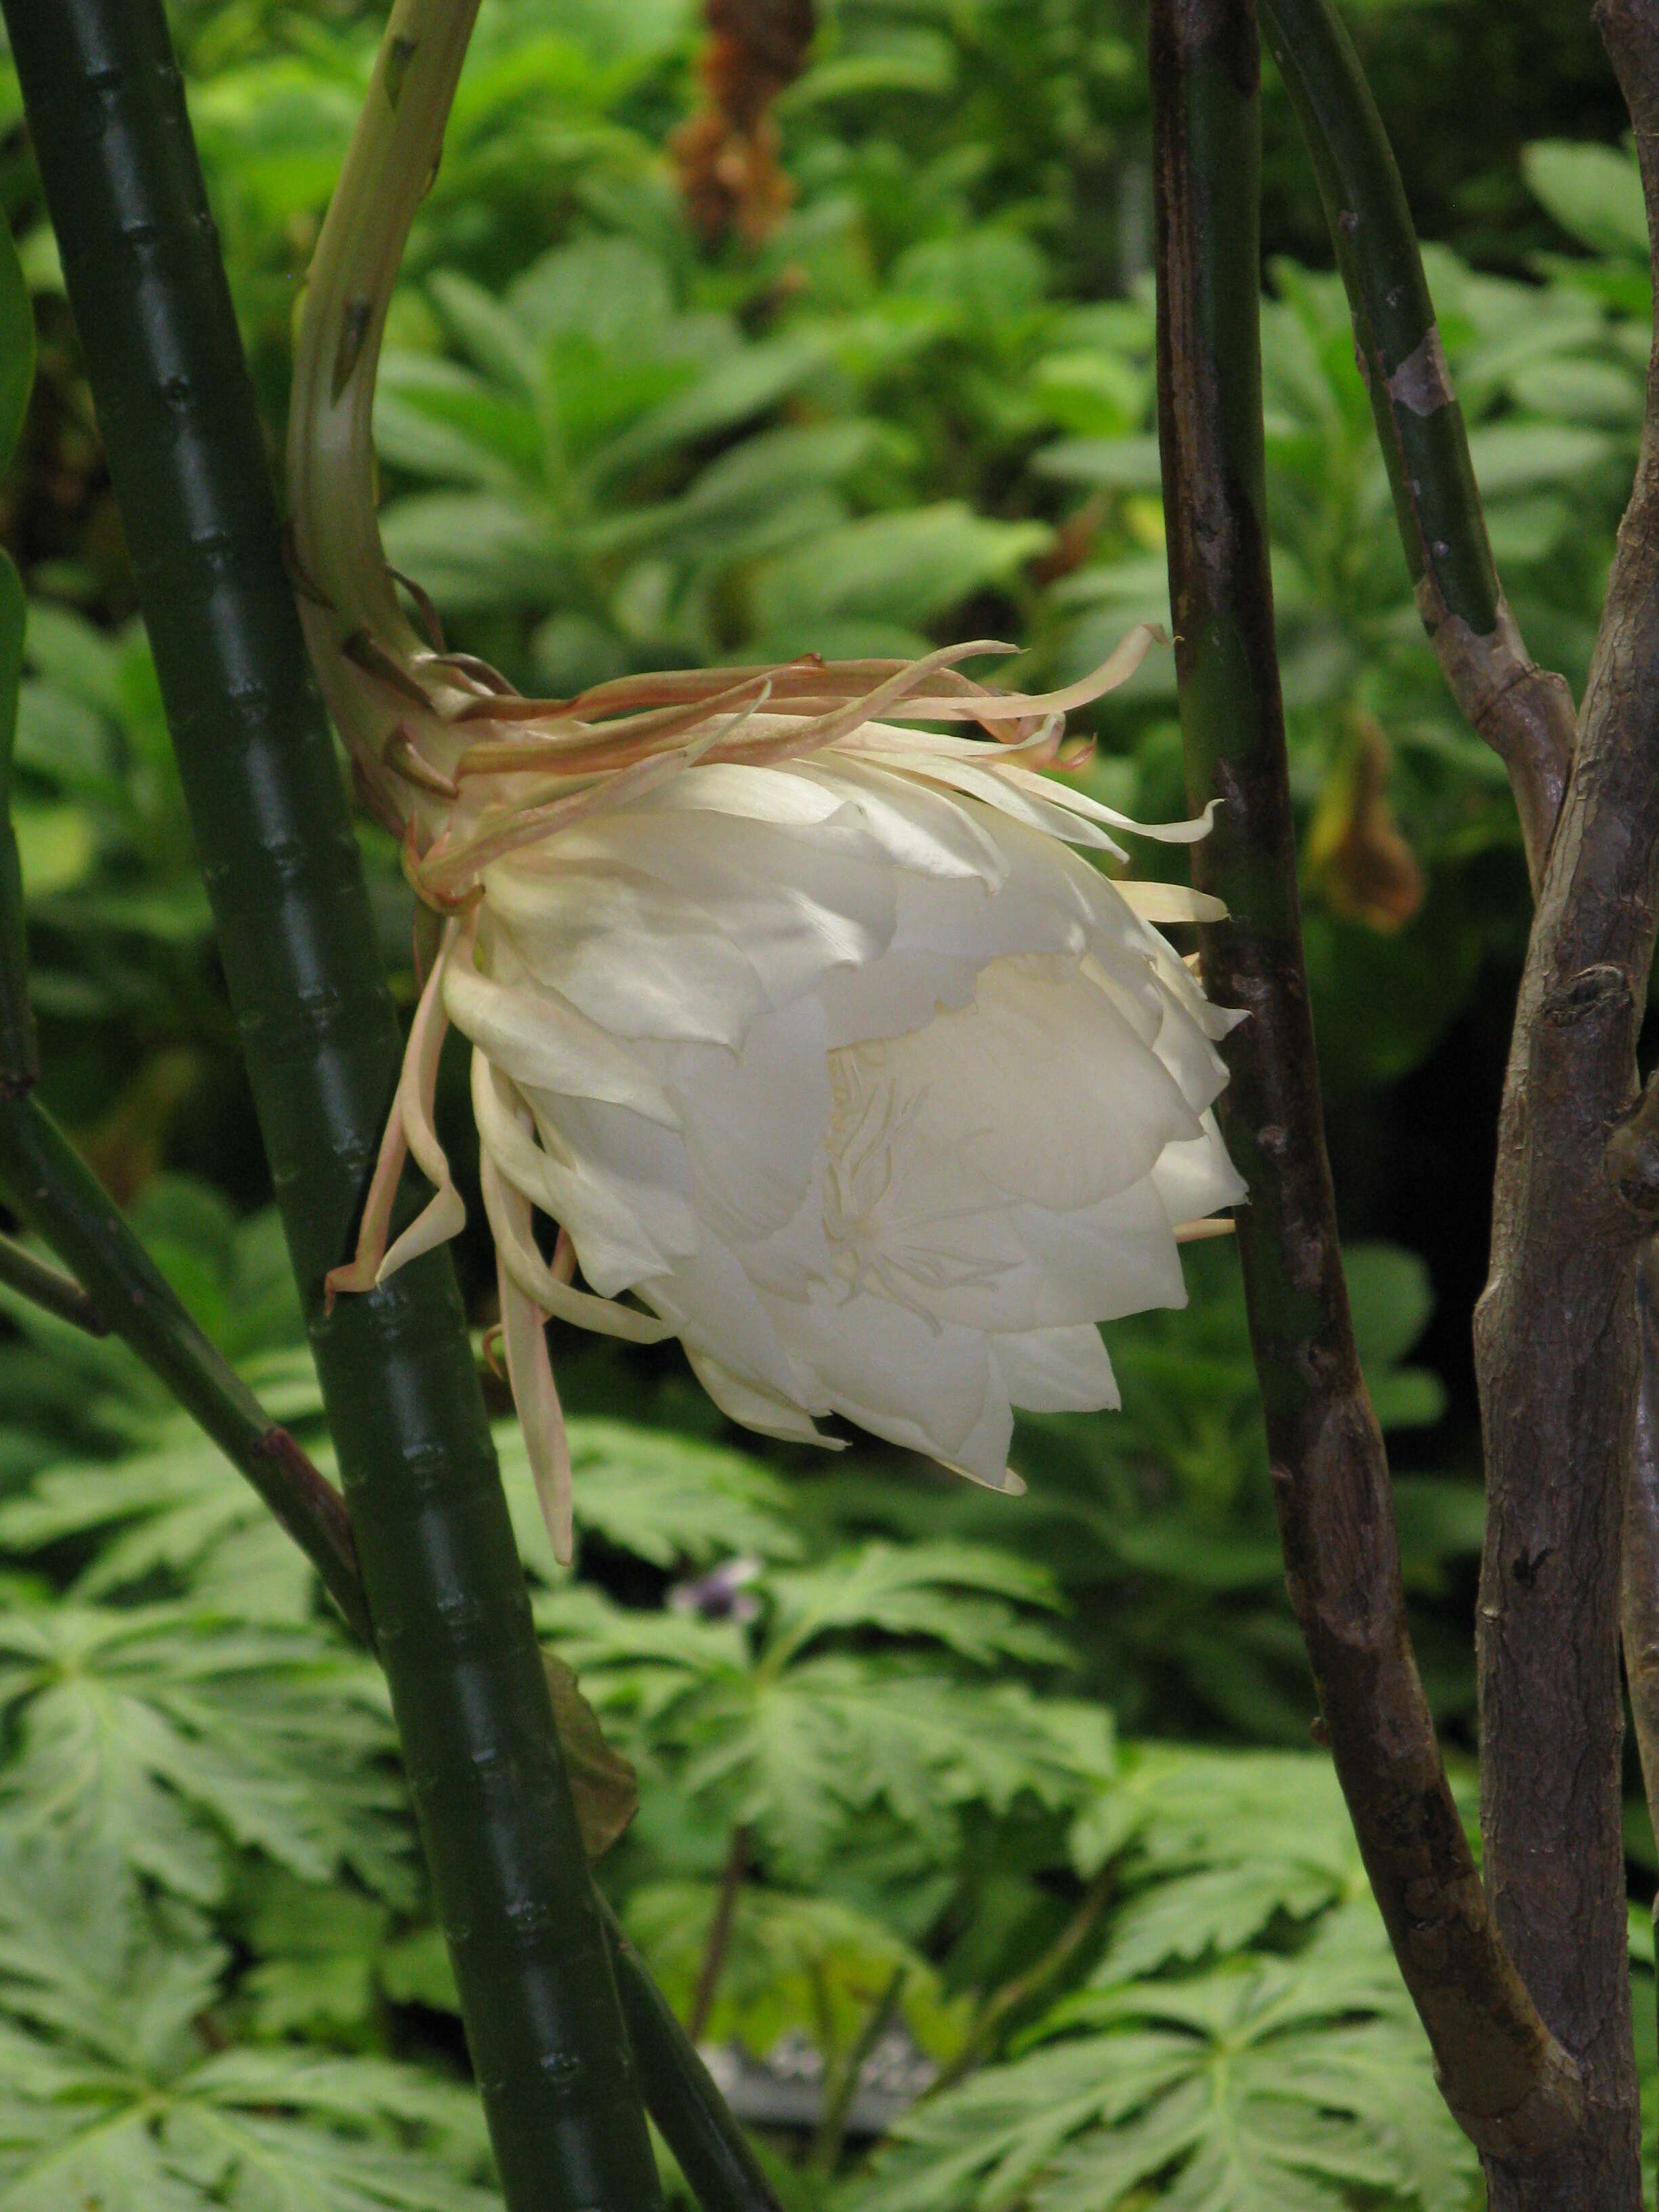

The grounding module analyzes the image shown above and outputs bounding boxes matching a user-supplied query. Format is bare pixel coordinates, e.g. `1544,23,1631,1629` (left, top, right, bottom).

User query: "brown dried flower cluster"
670,0,816,246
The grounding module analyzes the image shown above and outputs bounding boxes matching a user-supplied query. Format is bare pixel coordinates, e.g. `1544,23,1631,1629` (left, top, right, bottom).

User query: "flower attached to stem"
292,0,1246,1561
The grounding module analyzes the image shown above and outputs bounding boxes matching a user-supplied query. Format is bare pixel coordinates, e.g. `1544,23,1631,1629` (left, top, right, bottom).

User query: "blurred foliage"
0,1188,1523,2209
0,1,1652,2207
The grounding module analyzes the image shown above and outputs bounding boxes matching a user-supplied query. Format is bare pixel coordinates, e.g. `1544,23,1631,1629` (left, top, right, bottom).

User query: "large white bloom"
286,1,1244,1558
323,642,1244,1557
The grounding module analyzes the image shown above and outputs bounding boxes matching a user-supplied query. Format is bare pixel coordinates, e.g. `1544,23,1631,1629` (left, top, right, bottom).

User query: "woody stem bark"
1149,0,1583,2163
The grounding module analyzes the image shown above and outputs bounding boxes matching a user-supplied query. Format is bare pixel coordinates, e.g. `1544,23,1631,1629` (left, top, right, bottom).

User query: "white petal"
446,949,679,1123
495,1241,574,1566
768,1286,1008,1470
684,1345,835,1444
485,857,770,1048
863,953,1202,1214
1111,879,1227,925
1013,1179,1187,1323
796,759,1010,885
1151,1114,1248,1225
472,1052,680,1289
551,807,898,1004
665,996,831,1246
994,1325,1120,1412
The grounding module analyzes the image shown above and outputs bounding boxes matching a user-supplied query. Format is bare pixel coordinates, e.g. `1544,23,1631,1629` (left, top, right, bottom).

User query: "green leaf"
379,491,564,611
766,1542,1069,1668
1033,434,1164,491
507,234,676,350
12,801,96,897
750,504,1052,638
1465,419,1613,495
0,1597,413,1906
1523,140,1650,263
600,333,833,480
625,1879,968,2065
239,1864,390,2039
1343,1242,1432,1370
855,1914,1474,2212
500,1414,802,1581
0,1840,498,2211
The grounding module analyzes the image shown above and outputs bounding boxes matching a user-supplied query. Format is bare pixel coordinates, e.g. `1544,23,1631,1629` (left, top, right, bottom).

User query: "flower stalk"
0,0,661,2203
1148,0,1582,2160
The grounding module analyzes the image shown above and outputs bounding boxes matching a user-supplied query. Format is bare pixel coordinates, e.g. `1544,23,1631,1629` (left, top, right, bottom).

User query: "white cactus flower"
319,638,1245,1558
288,0,1245,1561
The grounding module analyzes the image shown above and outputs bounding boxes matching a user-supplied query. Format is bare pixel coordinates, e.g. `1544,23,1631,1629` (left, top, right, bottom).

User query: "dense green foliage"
0,1,1654,2206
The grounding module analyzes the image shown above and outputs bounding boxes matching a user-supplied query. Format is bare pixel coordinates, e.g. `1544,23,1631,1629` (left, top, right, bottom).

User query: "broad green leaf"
379,491,566,609
506,233,675,349
1465,419,1612,495
600,333,833,480
1523,140,1650,263
751,503,1052,638
375,356,542,487
12,802,96,897
1507,355,1643,430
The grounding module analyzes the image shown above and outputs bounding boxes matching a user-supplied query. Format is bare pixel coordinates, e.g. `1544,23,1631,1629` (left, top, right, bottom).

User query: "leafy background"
0,0,1653,2206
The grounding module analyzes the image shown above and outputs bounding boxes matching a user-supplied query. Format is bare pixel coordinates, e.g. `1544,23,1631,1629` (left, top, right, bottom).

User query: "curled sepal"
325,912,469,1303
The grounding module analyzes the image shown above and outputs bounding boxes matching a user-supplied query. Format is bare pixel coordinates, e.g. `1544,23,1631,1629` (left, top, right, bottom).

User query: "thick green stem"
1257,0,1574,888
1148,0,1581,2163
603,1900,783,2212
0,1094,369,1637
0,4,659,2205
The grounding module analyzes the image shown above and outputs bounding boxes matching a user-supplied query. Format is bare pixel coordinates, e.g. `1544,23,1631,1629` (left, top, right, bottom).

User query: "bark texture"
1626,1249,1659,1838
1471,9,1659,2205
1149,0,1582,2160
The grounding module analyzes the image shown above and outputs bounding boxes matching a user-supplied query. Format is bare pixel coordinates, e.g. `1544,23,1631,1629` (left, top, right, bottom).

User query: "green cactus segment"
1260,0,1500,635
0,1,661,2203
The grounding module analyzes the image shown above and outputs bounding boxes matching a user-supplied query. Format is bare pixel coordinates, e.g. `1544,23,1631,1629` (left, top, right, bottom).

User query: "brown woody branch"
1469,9,1659,2205
1149,0,1582,2160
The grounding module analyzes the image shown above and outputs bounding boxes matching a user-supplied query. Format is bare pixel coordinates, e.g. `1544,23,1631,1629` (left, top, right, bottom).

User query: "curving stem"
1148,0,1584,2163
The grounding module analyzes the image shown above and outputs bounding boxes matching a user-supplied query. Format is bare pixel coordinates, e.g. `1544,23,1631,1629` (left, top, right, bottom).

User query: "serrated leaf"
0,1598,413,1907
1079,1748,1368,1975
767,1542,1069,1668
0,1835,497,2209
498,1415,800,1580
856,1925,1475,2212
